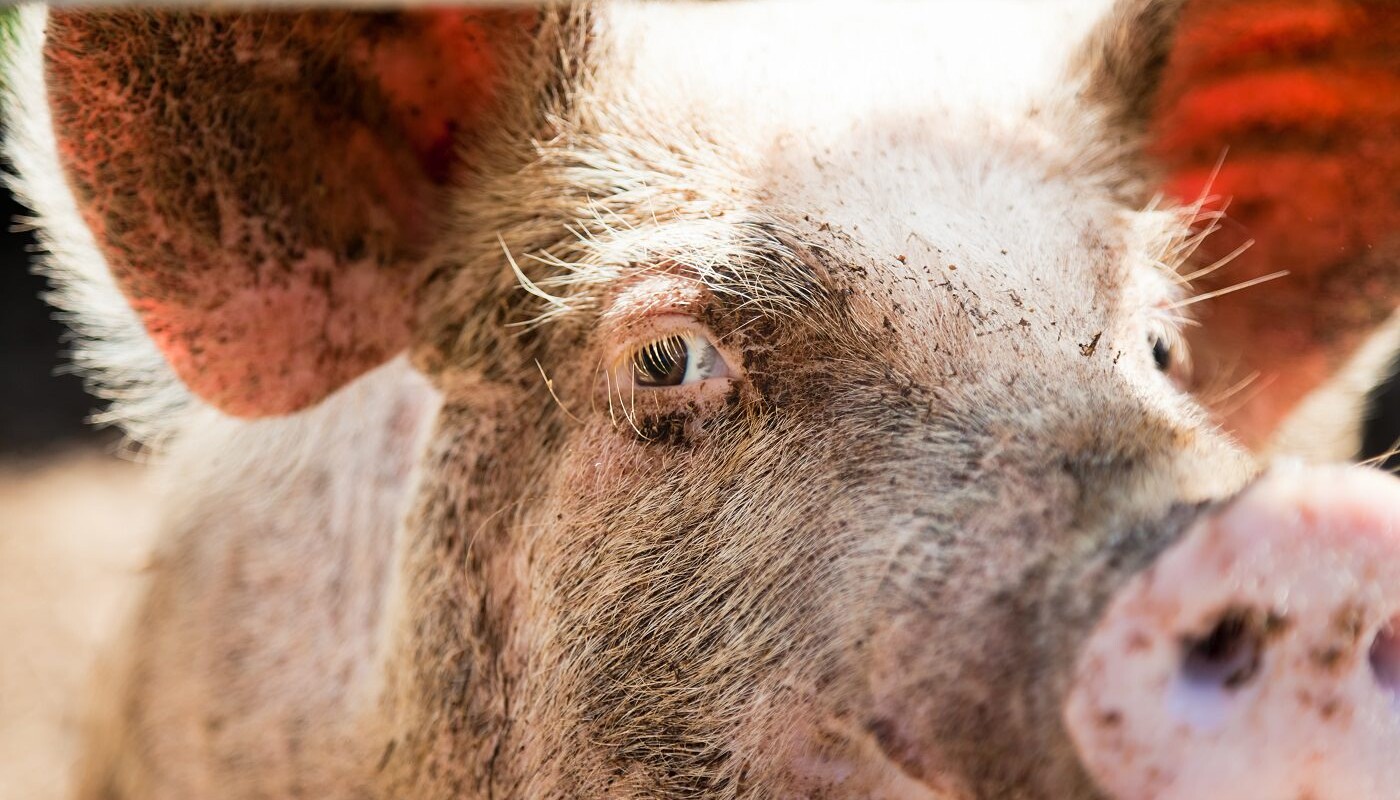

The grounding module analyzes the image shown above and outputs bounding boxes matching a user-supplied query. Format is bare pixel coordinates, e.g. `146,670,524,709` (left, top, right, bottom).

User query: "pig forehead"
762,121,1130,317
787,170,1134,382
608,0,1130,316
611,0,1107,136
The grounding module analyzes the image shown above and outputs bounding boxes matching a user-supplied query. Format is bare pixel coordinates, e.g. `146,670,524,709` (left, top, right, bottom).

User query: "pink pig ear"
43,9,550,417
1086,0,1400,447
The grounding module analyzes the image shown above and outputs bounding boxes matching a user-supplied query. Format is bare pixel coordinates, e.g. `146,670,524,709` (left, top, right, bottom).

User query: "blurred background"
0,184,159,800
0,187,107,457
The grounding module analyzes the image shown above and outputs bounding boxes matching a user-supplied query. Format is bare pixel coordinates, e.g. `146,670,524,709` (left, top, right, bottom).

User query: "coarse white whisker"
1358,436,1400,471
537,359,583,424
1210,371,1268,421
1177,239,1255,285
1168,270,1288,310
502,234,570,310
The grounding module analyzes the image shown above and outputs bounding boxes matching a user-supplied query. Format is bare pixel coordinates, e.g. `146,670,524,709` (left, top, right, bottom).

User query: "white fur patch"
2,5,193,451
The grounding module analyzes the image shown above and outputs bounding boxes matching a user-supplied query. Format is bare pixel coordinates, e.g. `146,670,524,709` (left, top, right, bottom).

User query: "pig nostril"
1168,608,1280,731
1181,609,1265,692
1368,618,1400,699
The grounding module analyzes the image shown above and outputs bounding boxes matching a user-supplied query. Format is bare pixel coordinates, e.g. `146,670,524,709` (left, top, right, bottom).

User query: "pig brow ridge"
514,215,838,328
687,220,836,320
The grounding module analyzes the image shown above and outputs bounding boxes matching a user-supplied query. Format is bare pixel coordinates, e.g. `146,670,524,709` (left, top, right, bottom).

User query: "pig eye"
1151,334,1173,372
1148,325,1190,380
1148,315,1192,383
627,331,729,388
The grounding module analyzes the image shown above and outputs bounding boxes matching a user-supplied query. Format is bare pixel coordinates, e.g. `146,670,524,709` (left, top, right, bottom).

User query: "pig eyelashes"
626,331,729,389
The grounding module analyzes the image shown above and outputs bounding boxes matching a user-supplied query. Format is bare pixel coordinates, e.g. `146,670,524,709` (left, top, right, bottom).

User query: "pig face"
20,1,1400,798
402,40,1252,800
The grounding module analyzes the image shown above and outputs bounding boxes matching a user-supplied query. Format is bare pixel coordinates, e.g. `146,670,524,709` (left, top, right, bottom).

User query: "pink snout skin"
1065,463,1400,800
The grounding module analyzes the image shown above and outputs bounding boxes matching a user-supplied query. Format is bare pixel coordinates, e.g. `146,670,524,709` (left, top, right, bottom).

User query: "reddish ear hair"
44,10,538,416
1148,0,1400,446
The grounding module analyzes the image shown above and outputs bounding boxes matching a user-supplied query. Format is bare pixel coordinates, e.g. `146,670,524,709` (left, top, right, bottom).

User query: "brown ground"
0,453,159,800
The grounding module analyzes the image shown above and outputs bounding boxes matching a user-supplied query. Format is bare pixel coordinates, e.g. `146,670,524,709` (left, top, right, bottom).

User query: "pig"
4,0,1400,797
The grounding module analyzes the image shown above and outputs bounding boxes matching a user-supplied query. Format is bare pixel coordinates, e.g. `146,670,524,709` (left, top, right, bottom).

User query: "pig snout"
1065,464,1400,800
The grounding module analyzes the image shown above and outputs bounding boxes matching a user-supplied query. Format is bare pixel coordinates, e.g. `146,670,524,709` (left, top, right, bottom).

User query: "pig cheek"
561,426,665,498
739,685,973,800
861,615,960,783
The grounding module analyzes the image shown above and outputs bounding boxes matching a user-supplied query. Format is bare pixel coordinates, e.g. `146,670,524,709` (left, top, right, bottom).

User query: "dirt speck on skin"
1317,696,1344,721
637,412,692,447
1311,604,1366,672
1332,604,1365,643
0,454,160,800
1079,332,1102,357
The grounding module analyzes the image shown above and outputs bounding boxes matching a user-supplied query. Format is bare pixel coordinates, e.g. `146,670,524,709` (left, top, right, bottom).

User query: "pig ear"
1080,0,1400,448
41,9,561,417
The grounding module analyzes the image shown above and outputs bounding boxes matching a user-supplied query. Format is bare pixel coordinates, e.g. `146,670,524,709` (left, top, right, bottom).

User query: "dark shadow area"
0,188,108,458
1363,352,1400,471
